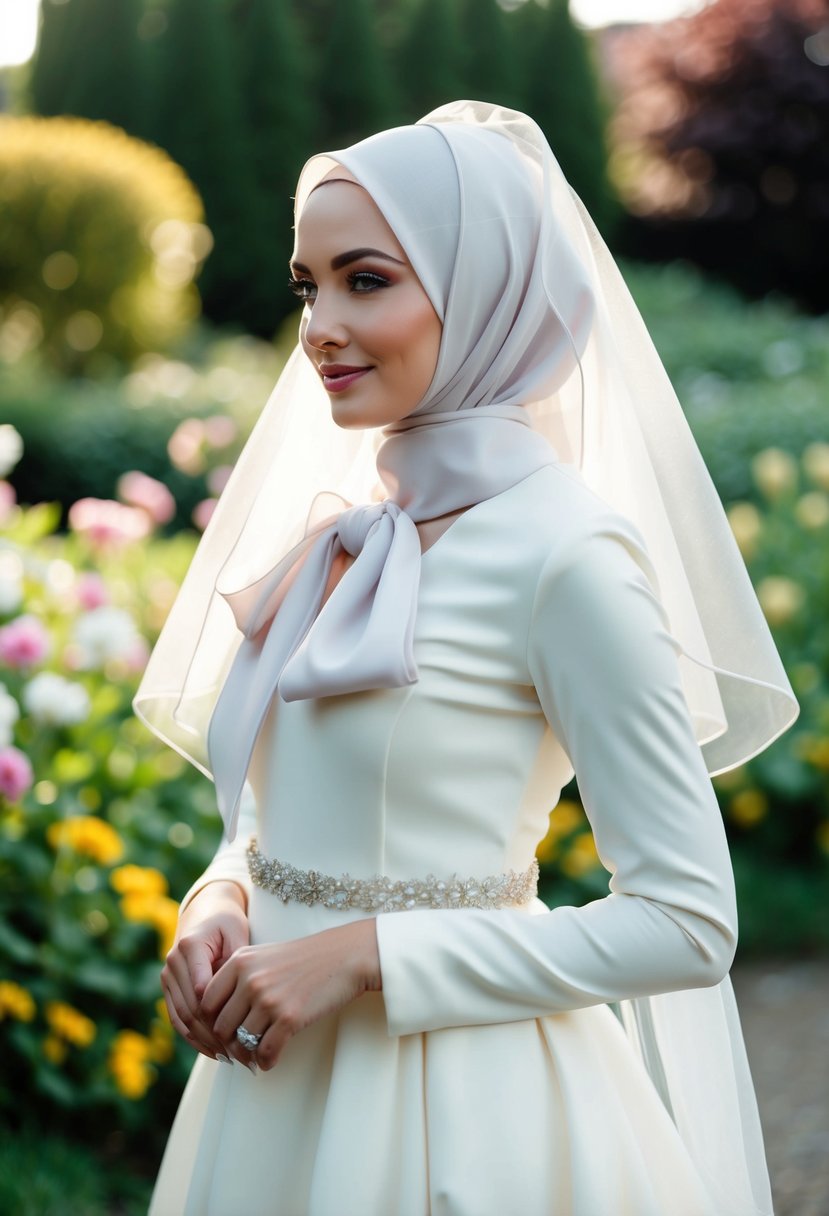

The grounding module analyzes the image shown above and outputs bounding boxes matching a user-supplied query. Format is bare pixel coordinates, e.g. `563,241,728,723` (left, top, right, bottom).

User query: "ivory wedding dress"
149,464,752,1216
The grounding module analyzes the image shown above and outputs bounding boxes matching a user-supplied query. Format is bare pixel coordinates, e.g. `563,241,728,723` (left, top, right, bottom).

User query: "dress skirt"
148,891,717,1216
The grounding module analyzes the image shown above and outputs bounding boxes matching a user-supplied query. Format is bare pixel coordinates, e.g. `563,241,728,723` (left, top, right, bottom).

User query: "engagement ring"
235,1025,262,1052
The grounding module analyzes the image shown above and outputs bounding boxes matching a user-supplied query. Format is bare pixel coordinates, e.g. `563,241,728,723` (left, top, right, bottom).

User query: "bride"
135,100,796,1215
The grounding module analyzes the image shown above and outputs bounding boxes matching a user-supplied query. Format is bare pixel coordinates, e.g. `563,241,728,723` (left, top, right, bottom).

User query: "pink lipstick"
319,364,373,393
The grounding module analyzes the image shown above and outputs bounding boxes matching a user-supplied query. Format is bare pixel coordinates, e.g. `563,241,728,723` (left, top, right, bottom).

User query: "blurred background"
0,1,827,1212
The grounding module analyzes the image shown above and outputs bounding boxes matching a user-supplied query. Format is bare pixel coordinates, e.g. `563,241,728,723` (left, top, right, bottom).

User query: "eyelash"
287,271,391,302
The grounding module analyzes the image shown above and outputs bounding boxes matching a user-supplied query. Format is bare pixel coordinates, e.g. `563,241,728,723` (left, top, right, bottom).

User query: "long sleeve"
375,527,738,1037
178,782,257,912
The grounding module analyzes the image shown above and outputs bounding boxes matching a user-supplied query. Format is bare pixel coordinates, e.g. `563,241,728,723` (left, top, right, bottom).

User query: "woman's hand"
161,881,250,1060
200,919,381,1071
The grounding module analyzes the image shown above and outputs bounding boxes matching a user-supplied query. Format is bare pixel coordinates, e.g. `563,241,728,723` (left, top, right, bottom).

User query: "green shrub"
0,481,221,1159
0,327,285,527
0,116,208,374
622,260,829,502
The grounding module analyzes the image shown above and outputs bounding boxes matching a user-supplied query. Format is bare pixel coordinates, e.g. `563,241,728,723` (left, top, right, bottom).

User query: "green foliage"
28,0,81,118
514,0,616,233
622,261,829,502
0,496,222,1156
149,0,265,333
0,1126,151,1216
0,329,284,524
232,0,318,333
0,116,206,374
38,0,146,132
318,0,398,146
397,0,464,122
455,0,518,111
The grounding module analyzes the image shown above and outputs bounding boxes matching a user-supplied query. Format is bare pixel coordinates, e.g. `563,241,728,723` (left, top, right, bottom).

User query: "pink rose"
204,415,237,449
0,615,50,668
207,465,233,496
117,471,176,526
75,573,109,611
0,745,33,802
68,498,152,549
0,480,16,525
192,498,217,532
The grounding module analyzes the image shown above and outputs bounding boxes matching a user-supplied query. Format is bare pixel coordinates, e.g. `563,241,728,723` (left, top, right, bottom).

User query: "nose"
302,291,348,351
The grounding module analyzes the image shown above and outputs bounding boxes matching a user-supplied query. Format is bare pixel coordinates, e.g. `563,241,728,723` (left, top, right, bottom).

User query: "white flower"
22,672,90,727
0,570,23,614
72,607,142,668
0,682,20,746
0,426,23,478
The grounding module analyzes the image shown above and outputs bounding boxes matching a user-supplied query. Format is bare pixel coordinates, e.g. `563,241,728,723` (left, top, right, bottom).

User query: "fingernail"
216,1053,233,1065
245,1061,258,1075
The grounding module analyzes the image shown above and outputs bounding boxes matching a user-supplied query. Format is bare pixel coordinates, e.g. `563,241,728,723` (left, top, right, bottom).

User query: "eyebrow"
290,247,407,275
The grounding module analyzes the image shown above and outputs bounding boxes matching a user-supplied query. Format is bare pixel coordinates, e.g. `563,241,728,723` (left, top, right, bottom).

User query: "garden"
1,0,828,1211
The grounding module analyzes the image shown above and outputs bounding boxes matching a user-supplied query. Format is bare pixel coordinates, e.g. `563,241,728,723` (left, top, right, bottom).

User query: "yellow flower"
120,892,179,958
536,800,585,864
803,441,829,491
108,1030,156,1099
45,1000,96,1048
751,447,797,501
43,1034,68,1065
803,738,829,773
795,491,829,530
712,764,747,792
816,820,829,857
111,1029,153,1059
756,576,804,627
110,864,168,897
559,831,601,879
47,815,125,865
728,789,769,828
726,502,763,560
148,1019,174,1064
0,980,36,1022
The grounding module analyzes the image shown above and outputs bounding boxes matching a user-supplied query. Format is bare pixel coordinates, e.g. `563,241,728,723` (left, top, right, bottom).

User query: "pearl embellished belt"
246,837,539,914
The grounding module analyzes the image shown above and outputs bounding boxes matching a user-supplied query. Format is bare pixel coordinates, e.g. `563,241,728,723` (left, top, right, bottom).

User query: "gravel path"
732,961,829,1216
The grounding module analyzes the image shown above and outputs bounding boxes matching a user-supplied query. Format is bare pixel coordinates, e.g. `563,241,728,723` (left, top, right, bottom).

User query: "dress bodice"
246,466,576,881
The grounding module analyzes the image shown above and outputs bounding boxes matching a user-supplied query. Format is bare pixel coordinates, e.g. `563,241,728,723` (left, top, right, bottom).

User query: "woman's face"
291,177,443,430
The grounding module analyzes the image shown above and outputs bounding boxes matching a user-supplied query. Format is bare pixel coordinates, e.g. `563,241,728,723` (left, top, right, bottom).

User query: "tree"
316,0,397,146
233,0,318,328
455,0,518,111
512,0,615,233
149,0,266,332
397,0,464,123
611,0,829,309
63,0,145,131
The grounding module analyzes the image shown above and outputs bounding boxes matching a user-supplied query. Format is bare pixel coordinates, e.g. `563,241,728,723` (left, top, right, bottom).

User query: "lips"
318,364,373,393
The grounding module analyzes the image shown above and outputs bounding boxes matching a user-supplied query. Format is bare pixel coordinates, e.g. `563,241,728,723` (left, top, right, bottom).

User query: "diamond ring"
235,1025,262,1052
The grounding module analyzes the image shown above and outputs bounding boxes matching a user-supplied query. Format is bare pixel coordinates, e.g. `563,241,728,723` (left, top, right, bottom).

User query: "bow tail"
208,528,340,838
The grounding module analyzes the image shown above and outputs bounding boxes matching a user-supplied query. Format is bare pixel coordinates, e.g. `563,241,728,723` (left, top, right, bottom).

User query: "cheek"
383,296,441,387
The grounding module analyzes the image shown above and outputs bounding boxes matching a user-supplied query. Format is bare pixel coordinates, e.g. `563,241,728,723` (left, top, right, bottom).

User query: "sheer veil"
134,101,796,1216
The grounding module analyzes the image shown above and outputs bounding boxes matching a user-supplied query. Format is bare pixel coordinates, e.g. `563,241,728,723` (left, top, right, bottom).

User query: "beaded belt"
246,837,539,914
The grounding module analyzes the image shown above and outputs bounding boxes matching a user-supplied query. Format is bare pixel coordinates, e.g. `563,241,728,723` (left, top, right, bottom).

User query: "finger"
161,974,217,1056
179,935,222,1001
255,1020,290,1073
162,969,228,1059
200,950,244,1022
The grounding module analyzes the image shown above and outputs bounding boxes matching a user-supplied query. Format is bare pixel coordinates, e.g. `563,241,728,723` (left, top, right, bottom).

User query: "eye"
347,271,391,294
287,277,316,302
